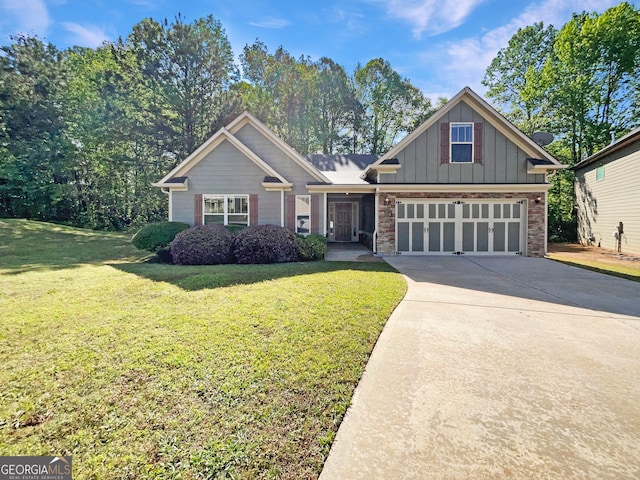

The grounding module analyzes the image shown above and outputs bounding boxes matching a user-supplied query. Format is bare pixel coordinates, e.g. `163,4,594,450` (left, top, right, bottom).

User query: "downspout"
373,186,379,254
280,190,284,227
323,192,327,236
160,188,171,221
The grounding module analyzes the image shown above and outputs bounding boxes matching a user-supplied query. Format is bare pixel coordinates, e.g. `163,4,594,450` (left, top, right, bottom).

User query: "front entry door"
334,203,352,241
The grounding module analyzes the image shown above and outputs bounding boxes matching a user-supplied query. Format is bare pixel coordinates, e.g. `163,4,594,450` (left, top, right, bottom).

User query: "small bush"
170,225,235,265
296,234,327,261
132,221,190,252
233,225,299,264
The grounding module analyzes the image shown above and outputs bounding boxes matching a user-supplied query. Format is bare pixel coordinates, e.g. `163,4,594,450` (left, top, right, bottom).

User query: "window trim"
596,164,605,181
295,194,311,235
450,122,474,164
203,194,250,226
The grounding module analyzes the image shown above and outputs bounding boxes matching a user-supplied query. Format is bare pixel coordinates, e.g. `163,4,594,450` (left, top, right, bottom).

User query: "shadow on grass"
0,219,144,274
111,260,398,291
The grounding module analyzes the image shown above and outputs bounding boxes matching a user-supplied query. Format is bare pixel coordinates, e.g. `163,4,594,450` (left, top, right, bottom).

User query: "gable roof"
226,112,330,183
362,86,565,179
154,112,330,188
573,126,640,171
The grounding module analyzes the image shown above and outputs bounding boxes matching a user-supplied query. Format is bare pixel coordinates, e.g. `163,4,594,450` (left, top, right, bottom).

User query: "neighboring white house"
574,127,640,256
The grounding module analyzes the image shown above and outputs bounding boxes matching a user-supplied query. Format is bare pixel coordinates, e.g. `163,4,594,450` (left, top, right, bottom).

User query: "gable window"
450,123,473,163
296,195,311,234
596,165,605,181
203,194,249,226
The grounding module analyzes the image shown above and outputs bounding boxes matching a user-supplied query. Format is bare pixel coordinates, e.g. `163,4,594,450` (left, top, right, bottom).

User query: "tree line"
1,3,638,233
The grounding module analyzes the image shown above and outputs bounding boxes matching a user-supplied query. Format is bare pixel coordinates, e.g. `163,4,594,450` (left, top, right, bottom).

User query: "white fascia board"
262,182,293,191
527,162,567,174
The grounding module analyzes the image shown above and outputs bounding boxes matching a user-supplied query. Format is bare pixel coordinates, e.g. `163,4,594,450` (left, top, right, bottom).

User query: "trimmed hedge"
296,234,327,261
132,221,190,252
233,225,299,264
170,225,235,265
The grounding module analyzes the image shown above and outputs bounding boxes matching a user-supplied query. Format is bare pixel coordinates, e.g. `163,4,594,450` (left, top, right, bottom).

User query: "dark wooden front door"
334,203,352,241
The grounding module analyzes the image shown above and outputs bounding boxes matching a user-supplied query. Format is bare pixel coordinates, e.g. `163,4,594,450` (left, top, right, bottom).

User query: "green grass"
0,219,407,479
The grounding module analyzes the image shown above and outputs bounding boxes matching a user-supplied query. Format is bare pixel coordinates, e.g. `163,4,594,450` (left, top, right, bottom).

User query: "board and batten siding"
170,139,281,226
575,142,640,256
379,101,546,185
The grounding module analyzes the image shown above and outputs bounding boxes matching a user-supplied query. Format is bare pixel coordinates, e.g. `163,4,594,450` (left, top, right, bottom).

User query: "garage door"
396,199,526,255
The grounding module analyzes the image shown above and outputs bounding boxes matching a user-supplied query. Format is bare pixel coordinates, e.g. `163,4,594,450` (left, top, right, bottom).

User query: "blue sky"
0,0,623,100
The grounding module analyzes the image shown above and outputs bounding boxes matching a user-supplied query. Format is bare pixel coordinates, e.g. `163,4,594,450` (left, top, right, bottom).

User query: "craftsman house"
154,87,564,257
574,127,640,256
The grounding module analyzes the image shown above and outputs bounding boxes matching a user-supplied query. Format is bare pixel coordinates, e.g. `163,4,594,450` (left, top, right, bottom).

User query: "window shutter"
194,194,203,226
474,122,483,164
249,194,258,226
440,123,450,163
311,194,320,234
286,194,296,231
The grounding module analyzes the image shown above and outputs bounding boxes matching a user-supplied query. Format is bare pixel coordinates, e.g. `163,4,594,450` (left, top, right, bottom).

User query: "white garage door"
396,199,527,255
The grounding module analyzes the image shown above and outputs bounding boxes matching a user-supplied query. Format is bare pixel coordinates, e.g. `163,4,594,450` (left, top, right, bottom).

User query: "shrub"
233,225,299,264
170,225,235,265
132,221,190,252
296,234,327,261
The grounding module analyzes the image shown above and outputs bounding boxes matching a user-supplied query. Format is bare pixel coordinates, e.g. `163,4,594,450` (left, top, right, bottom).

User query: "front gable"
154,112,328,190
365,87,563,185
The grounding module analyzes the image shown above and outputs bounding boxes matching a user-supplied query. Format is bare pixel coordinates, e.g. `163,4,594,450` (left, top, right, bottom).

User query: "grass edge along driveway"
0,219,407,479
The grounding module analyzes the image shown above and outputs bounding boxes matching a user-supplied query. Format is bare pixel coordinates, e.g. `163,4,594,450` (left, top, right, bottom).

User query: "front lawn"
0,219,406,479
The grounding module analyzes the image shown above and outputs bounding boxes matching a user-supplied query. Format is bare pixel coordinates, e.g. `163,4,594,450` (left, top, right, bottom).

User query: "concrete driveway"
320,256,640,480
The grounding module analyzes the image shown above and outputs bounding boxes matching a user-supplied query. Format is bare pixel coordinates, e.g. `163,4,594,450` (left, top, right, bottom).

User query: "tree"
121,15,241,160
483,22,557,135
240,42,320,153
312,57,363,154
353,58,434,154
0,36,75,222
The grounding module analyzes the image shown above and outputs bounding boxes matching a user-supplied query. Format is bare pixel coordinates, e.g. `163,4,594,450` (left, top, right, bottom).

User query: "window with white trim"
450,123,473,163
203,195,249,226
295,195,311,234
596,165,605,181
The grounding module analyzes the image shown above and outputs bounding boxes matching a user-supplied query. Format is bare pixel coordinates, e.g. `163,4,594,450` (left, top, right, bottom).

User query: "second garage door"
396,199,527,255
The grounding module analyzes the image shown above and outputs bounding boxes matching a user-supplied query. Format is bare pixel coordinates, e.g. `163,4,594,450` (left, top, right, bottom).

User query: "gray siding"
575,142,640,256
381,100,546,184
234,124,320,190
171,139,281,226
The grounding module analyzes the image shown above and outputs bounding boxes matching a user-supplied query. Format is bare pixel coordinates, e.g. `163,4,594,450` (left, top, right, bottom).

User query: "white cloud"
422,0,622,96
0,0,50,37
249,17,290,29
367,0,487,38
62,22,110,48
